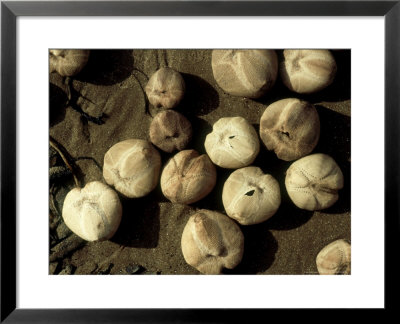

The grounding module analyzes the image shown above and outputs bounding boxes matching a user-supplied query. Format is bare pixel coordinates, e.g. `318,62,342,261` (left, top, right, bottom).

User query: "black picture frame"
1,0,398,322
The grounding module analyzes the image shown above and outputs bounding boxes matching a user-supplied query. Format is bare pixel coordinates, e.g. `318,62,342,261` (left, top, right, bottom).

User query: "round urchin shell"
103,139,161,198
259,98,320,161
49,49,90,77
316,239,351,275
160,150,217,204
280,49,337,94
62,181,122,242
285,153,344,211
211,49,278,98
205,116,260,169
149,110,192,153
181,209,244,274
145,67,185,109
222,166,281,225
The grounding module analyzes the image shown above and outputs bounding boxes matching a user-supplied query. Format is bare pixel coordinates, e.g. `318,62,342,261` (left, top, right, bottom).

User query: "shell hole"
229,135,235,139
166,132,179,139
245,190,255,196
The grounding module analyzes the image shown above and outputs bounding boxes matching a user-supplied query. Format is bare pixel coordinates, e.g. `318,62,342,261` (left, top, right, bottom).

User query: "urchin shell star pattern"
205,116,260,169
280,49,337,94
222,166,281,225
49,49,90,77
181,209,245,274
103,139,161,198
62,181,122,242
149,110,192,153
285,153,344,211
160,150,217,204
145,67,186,109
259,98,320,161
316,239,351,275
211,49,278,98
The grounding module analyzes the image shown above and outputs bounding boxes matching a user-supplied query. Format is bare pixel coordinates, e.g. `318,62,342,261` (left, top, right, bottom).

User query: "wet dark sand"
49,49,350,275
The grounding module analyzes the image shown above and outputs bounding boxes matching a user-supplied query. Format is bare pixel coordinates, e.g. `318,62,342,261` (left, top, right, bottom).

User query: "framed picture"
1,0,398,321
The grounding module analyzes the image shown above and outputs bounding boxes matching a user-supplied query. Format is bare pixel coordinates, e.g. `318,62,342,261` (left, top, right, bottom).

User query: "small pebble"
49,262,59,274
125,264,144,274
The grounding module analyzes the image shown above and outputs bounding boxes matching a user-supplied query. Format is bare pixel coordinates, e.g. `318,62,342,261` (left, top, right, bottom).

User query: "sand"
49,49,350,275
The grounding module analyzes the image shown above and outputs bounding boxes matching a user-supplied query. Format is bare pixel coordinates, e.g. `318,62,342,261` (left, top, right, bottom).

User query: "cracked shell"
222,166,281,225
205,116,260,169
259,98,320,161
181,209,244,274
149,110,192,153
285,153,344,211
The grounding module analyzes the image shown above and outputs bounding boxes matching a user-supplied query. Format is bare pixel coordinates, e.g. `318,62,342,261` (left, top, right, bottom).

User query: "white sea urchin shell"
316,239,351,275
285,153,344,211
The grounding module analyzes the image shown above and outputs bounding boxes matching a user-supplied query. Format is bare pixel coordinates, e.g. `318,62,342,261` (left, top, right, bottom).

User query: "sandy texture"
49,49,351,275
